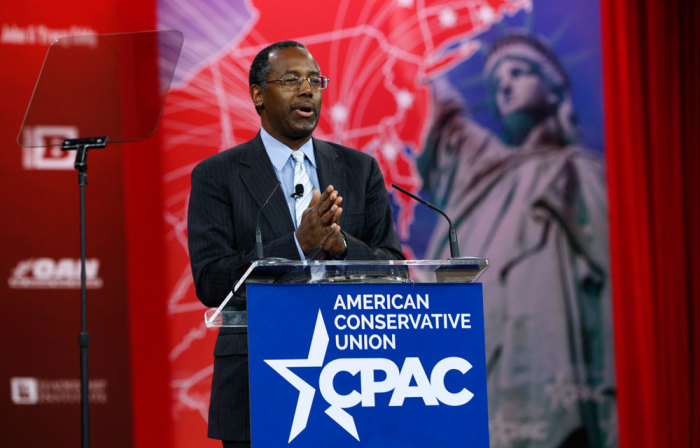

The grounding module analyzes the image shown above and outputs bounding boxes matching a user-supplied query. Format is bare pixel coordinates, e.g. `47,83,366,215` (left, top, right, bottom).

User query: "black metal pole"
75,144,90,448
61,137,107,448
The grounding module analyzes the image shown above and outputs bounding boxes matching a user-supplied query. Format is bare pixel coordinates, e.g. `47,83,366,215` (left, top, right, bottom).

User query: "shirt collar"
260,127,316,171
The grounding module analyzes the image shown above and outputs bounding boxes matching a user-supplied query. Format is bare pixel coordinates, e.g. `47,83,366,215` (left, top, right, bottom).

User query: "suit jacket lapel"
314,138,350,227
314,138,344,194
239,134,295,234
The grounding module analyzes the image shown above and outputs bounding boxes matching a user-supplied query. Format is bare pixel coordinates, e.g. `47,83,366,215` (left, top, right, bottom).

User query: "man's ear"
250,85,264,109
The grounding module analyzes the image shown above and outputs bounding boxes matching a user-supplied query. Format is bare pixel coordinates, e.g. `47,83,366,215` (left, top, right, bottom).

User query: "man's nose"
298,77,313,95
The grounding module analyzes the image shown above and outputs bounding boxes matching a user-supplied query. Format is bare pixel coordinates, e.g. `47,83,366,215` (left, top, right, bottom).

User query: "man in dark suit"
187,40,405,447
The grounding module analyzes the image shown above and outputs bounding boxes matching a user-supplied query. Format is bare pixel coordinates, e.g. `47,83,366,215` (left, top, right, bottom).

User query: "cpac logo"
8,257,103,289
265,311,473,442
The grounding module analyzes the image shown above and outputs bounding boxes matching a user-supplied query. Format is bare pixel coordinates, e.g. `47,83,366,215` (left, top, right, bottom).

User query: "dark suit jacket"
187,134,404,441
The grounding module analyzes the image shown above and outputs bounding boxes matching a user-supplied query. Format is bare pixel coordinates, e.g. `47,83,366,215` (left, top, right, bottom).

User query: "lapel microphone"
255,181,281,259
291,183,304,199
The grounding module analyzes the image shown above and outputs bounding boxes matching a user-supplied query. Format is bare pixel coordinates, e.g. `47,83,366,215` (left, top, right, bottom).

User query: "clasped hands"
295,185,345,256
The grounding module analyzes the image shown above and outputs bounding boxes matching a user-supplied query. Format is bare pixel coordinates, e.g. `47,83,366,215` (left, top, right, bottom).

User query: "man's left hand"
322,223,346,256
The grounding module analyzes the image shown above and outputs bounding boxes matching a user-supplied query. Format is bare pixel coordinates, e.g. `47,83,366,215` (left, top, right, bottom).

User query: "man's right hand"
295,185,343,254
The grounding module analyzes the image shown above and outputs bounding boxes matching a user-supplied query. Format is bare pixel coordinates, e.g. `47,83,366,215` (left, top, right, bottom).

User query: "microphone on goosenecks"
391,183,460,258
255,181,281,259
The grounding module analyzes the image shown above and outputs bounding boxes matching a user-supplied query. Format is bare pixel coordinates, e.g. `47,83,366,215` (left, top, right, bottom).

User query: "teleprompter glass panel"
18,30,183,147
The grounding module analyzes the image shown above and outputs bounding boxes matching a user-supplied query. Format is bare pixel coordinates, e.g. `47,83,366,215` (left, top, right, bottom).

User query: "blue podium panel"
247,283,489,447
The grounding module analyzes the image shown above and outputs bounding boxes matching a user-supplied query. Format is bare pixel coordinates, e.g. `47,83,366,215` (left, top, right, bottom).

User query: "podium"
205,258,490,447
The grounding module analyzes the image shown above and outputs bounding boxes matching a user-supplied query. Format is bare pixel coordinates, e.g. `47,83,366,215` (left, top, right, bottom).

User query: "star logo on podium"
265,310,361,442
264,310,326,442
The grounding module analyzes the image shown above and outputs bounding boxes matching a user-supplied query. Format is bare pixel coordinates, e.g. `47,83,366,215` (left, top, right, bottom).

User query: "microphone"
291,183,304,199
391,183,460,258
255,181,281,259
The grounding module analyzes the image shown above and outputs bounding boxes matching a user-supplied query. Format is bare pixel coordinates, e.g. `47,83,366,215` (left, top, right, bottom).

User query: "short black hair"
249,40,307,91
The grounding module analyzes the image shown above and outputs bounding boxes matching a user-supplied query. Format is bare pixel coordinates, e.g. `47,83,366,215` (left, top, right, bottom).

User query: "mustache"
290,101,319,114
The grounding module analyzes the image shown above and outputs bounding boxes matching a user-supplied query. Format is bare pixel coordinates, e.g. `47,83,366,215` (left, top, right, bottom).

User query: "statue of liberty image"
419,32,617,447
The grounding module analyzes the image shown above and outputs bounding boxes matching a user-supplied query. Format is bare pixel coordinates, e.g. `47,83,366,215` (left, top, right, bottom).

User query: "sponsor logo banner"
1,23,97,46
248,283,488,447
19,125,78,170
10,377,108,405
8,257,103,289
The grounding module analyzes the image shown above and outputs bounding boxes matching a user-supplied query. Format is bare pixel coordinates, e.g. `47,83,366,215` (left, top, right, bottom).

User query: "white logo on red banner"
10,377,38,405
20,125,78,171
8,257,103,289
1,24,97,46
9,377,108,405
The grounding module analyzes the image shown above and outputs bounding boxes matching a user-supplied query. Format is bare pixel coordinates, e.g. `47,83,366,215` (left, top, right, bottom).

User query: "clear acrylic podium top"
204,258,488,328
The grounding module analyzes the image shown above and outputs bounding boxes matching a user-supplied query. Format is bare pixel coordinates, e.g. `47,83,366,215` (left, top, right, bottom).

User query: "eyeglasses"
266,75,330,90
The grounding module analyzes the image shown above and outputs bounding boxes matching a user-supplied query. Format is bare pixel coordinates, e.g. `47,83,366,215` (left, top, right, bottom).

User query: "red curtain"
601,0,699,446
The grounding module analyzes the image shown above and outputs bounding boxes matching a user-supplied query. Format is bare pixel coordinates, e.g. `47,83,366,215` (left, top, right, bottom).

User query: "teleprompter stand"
17,31,183,448
64,136,107,448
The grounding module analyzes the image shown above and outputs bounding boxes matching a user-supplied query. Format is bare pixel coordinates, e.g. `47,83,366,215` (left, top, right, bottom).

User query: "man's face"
252,47,323,149
491,58,552,117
